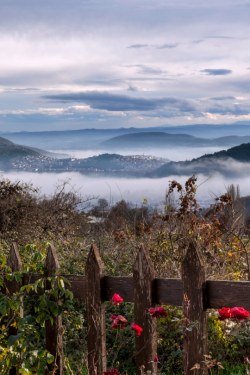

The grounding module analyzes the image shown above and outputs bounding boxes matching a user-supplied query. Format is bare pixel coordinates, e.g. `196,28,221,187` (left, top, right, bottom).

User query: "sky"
1,0,250,132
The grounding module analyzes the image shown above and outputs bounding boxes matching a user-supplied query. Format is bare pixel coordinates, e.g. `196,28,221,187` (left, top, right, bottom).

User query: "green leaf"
8,332,23,346
58,278,64,289
47,352,54,364
1,256,6,266
0,304,7,316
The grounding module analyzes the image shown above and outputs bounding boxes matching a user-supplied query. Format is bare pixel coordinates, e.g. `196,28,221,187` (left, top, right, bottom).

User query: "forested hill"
197,142,250,163
150,142,250,178
0,137,39,159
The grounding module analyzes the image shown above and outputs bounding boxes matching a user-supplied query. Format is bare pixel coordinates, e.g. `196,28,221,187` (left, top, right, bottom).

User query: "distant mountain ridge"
3,121,250,150
101,132,250,149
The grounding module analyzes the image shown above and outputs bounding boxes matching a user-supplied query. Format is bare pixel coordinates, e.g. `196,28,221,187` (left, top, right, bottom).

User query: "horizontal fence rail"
22,274,250,310
2,241,250,375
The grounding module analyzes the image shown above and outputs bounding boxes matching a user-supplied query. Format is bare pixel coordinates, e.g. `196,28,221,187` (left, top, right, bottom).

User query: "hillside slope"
0,137,40,159
197,142,250,162
150,142,250,178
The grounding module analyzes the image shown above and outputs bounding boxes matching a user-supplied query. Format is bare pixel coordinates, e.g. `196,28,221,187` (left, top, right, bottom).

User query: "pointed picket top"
182,240,207,375
44,244,63,375
133,244,157,375
45,244,60,276
134,243,155,282
86,243,104,273
7,242,22,272
182,240,205,279
86,243,106,375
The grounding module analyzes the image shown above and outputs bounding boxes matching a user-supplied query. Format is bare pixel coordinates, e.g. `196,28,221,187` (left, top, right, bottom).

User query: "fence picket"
133,244,157,375
182,240,207,375
86,244,106,375
45,244,63,375
6,243,23,375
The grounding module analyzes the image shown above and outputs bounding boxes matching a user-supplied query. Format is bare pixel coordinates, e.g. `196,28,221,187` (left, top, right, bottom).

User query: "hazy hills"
2,121,250,150
101,132,250,149
101,132,209,147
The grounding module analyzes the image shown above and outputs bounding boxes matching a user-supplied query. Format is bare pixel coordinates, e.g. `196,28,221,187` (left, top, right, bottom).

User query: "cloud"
42,91,197,113
192,40,204,44
127,84,138,92
154,43,178,49
209,96,235,100
201,69,232,76
129,64,167,75
206,103,250,116
205,36,237,39
3,88,40,93
127,44,148,49
127,43,178,50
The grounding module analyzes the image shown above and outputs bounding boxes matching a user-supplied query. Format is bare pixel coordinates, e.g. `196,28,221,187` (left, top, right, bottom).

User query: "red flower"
111,315,127,330
131,323,143,336
110,293,123,306
231,307,250,321
149,307,167,318
218,307,233,320
103,370,121,375
153,357,159,363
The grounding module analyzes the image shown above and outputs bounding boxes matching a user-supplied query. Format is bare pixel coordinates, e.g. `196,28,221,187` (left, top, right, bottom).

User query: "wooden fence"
3,241,250,375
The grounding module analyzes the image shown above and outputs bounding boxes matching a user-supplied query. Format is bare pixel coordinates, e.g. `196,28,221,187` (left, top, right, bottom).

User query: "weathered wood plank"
207,280,250,310
45,245,63,375
133,244,157,375
8,273,250,309
105,276,134,302
182,241,207,375
86,244,106,375
6,243,23,375
155,278,182,306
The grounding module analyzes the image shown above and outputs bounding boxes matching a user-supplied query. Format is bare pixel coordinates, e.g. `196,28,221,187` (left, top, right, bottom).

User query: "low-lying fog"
50,147,224,162
3,171,250,209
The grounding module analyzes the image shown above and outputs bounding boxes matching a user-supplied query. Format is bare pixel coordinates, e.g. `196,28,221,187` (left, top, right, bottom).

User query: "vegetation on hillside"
0,137,40,160
198,142,250,163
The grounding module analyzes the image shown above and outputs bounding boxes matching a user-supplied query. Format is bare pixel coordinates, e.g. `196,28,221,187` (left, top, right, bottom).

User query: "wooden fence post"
6,243,23,375
86,244,106,375
182,241,207,375
45,245,63,375
133,244,157,375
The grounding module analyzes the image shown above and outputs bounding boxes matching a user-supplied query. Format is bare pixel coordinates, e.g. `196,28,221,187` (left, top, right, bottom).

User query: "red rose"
149,307,167,318
153,357,159,363
218,307,232,320
231,307,250,321
111,315,128,330
110,293,123,306
103,370,121,375
131,323,143,336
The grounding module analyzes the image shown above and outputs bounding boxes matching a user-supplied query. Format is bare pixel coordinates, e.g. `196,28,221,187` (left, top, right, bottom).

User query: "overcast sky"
0,0,250,132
